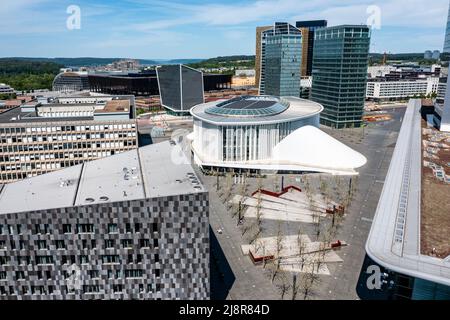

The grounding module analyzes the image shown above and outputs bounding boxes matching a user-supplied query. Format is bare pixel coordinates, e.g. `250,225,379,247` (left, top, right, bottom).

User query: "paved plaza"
198,107,406,300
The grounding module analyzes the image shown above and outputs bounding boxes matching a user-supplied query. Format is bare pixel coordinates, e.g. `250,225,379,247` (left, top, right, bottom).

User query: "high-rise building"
311,25,371,128
255,25,272,93
424,50,433,60
0,95,139,183
0,141,210,300
258,22,302,97
432,50,441,60
444,1,450,53
295,20,327,77
156,64,204,116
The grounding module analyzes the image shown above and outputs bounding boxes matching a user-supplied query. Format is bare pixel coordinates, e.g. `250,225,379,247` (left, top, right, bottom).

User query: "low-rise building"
0,84,14,95
365,99,450,299
0,95,138,183
366,77,439,101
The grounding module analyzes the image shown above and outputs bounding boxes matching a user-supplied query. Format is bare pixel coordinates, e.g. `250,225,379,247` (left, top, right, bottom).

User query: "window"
0,271,7,280
36,240,47,250
134,223,141,232
113,284,123,293
55,240,65,249
17,256,31,265
105,240,115,249
16,271,25,280
35,224,49,234
125,269,143,279
125,223,132,233
121,239,133,248
88,270,100,279
22,286,29,295
36,255,53,265
139,239,150,248
0,256,10,265
101,255,120,264
108,223,118,233
76,224,94,234
82,285,100,294
19,241,25,250
0,240,6,249
62,224,72,233
79,255,88,264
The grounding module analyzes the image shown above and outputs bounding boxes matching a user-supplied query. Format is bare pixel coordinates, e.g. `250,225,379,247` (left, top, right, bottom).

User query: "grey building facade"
259,22,302,97
156,65,204,116
0,142,210,300
311,25,371,128
0,95,139,183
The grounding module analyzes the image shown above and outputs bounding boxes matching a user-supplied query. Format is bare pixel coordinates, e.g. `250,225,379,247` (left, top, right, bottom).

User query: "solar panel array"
206,96,289,117
222,100,276,110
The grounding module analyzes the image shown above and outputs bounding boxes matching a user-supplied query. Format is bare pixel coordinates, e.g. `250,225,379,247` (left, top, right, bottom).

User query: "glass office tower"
259,22,302,97
296,20,327,77
444,1,450,53
311,25,371,128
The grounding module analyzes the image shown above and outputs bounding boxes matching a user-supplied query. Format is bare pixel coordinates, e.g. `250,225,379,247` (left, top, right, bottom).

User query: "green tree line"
0,59,63,91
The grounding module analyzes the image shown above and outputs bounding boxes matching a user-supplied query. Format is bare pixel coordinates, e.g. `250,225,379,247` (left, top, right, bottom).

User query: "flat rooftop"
366,99,450,287
0,99,134,124
421,118,450,258
95,100,130,113
0,141,206,215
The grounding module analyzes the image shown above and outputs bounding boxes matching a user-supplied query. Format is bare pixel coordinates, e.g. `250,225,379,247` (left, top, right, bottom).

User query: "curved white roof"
190,96,323,126
272,126,367,171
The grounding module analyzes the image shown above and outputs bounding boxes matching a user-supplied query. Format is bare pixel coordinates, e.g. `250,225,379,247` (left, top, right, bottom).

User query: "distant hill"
155,59,205,65
368,52,440,65
1,57,159,67
0,58,63,91
186,55,255,71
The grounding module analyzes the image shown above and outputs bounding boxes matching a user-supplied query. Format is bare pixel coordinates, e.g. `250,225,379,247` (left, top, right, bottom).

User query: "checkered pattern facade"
0,192,209,300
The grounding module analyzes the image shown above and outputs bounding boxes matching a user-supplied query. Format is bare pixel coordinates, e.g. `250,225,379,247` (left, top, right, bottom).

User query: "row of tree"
211,170,358,300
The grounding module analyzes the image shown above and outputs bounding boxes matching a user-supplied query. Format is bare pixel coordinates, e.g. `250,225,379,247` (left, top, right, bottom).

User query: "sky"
1,0,449,59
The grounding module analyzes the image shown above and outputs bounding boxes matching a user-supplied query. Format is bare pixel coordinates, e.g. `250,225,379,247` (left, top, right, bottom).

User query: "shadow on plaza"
210,226,235,300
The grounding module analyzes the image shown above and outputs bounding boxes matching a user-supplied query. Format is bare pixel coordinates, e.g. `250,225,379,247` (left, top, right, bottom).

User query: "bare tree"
275,271,291,300
271,222,284,283
291,274,301,300
296,228,307,271
300,269,320,300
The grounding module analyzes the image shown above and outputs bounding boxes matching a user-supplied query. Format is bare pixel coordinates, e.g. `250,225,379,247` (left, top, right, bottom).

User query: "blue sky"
1,0,449,59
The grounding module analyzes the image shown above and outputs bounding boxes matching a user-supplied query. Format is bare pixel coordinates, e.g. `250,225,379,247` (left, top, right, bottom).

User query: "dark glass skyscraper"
156,64,204,115
295,20,327,77
259,22,302,97
311,25,371,128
